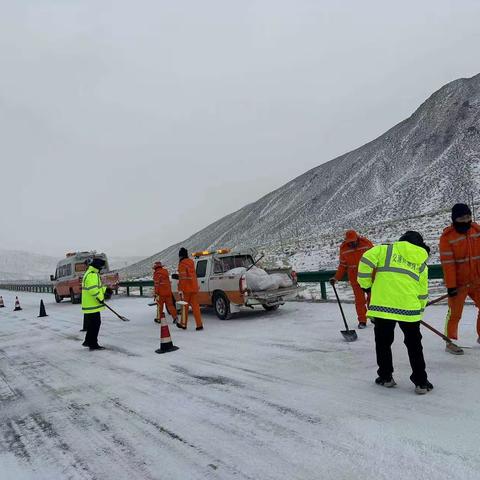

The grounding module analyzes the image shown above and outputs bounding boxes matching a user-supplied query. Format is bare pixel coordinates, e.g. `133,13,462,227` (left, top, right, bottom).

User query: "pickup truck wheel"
54,290,62,303
213,292,231,320
262,304,280,312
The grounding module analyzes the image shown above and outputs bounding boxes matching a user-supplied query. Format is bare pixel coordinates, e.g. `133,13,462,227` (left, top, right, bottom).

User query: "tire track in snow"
107,397,256,480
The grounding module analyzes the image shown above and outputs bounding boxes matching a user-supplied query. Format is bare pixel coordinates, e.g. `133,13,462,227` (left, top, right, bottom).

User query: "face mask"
348,241,359,248
453,221,472,234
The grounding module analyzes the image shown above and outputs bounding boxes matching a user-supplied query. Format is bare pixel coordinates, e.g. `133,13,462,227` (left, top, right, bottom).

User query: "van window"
75,263,87,273
196,260,207,278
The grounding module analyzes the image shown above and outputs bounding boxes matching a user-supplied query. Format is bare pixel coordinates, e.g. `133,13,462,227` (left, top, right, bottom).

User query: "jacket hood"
394,241,428,264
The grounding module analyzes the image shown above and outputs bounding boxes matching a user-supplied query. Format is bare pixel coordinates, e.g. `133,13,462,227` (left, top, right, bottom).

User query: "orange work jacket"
334,236,374,284
439,222,480,289
178,258,199,293
153,266,173,297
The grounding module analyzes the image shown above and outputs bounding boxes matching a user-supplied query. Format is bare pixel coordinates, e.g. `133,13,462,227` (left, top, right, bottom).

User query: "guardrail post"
320,281,327,301
139,286,143,297
126,286,130,296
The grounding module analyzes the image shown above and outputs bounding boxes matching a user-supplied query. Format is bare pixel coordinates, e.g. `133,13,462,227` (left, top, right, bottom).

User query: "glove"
329,278,337,286
104,287,113,300
447,287,458,298
171,273,179,280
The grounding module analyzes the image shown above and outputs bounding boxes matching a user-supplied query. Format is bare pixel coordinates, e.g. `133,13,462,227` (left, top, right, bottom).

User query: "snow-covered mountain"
122,73,480,279
0,250,58,281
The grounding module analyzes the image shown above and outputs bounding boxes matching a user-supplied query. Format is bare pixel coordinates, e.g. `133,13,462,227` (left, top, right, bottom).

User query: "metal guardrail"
0,264,445,301
0,283,53,293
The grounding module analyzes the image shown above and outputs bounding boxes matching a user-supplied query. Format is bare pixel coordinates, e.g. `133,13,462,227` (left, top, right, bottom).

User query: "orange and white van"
171,249,298,319
50,251,119,304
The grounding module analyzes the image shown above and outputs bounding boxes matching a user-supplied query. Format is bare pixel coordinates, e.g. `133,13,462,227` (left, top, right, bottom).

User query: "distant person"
358,231,433,394
176,247,203,331
81,257,112,350
153,261,178,325
439,203,480,353
330,230,374,328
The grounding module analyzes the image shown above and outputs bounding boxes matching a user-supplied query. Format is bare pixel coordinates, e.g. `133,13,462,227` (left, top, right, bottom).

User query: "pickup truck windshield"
214,255,254,274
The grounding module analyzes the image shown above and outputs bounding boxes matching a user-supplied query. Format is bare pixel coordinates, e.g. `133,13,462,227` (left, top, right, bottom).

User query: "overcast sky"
1,0,479,258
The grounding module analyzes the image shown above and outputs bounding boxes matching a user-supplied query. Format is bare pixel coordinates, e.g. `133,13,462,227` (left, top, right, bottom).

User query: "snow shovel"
331,283,357,342
102,302,130,322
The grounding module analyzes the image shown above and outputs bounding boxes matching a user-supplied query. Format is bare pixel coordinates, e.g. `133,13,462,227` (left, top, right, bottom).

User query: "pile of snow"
227,266,293,291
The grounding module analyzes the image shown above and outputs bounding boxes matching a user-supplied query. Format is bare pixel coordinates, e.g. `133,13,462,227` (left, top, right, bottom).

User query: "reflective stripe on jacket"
357,241,428,322
334,236,373,283
178,258,199,293
81,266,106,313
439,222,480,289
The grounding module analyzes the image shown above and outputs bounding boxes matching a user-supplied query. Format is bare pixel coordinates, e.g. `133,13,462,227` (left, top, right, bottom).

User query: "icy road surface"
0,290,479,480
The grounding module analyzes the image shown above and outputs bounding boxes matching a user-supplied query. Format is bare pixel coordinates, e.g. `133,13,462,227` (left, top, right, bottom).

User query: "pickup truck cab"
172,249,298,319
50,251,119,304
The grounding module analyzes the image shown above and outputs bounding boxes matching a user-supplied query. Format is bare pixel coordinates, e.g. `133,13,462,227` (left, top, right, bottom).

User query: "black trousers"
84,312,101,347
374,317,427,385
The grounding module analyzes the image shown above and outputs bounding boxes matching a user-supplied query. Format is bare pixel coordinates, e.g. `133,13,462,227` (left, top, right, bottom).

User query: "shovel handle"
331,283,351,331
420,320,454,344
426,293,449,307
103,302,130,322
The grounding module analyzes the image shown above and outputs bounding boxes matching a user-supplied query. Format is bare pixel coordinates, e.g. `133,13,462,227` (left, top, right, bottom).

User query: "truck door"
195,259,211,305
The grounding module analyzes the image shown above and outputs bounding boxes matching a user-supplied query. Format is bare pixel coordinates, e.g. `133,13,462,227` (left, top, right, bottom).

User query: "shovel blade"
341,329,358,342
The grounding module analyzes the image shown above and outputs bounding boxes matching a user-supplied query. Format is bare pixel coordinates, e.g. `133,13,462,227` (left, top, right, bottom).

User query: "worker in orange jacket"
330,230,374,328
177,247,203,331
153,261,178,325
439,203,480,352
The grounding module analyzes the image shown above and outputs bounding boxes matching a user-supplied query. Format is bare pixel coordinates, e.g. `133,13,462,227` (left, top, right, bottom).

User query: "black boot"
375,377,397,388
415,381,434,395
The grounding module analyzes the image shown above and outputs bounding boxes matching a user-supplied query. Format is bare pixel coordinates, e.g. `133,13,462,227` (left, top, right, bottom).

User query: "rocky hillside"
122,73,480,279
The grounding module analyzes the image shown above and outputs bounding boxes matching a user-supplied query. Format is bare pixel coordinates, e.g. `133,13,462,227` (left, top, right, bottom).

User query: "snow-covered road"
0,289,479,480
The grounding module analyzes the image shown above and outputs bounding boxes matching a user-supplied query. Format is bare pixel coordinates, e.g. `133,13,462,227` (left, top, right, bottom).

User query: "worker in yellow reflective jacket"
358,231,433,395
81,257,112,351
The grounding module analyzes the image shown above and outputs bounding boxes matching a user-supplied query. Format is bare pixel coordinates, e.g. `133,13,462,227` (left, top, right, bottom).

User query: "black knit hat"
89,257,106,270
179,247,188,259
451,203,472,222
399,231,430,254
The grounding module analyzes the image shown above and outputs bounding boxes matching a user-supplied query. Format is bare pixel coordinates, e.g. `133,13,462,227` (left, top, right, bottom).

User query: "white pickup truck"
171,249,298,319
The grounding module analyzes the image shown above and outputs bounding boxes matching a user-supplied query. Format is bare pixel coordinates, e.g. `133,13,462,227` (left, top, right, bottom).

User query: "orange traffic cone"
0,296,4,308
155,315,179,354
38,299,48,318
13,297,22,311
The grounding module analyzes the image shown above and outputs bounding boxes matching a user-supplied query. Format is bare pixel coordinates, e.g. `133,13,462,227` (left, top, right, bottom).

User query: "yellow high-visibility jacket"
357,241,429,322
81,266,106,314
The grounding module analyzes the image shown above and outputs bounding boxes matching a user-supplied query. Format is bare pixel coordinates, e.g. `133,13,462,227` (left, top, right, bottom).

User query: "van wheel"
70,289,80,304
54,290,62,303
262,304,280,311
213,292,231,320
